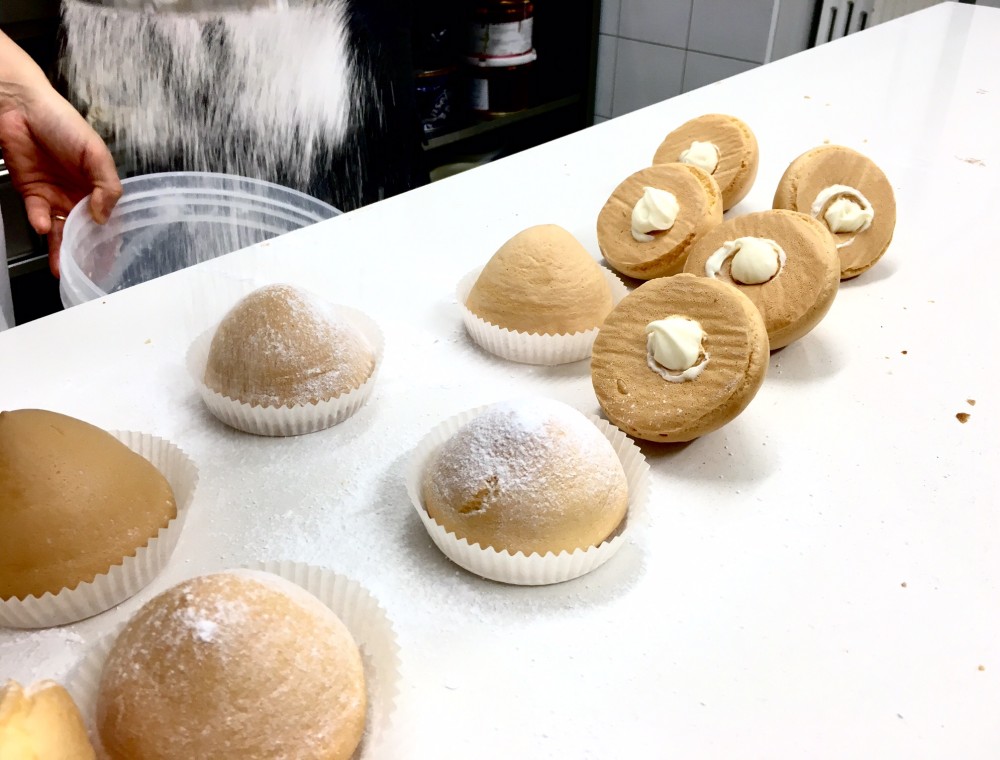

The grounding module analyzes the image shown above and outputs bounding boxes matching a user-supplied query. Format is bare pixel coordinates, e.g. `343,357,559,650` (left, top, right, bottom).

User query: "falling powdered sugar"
61,0,360,193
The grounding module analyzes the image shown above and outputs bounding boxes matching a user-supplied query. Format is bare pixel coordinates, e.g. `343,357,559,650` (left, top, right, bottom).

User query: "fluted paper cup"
406,404,650,585
457,267,629,365
187,305,384,437
0,432,197,629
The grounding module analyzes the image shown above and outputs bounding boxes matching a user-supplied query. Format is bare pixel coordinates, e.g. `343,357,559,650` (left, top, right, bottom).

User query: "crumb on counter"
956,412,970,424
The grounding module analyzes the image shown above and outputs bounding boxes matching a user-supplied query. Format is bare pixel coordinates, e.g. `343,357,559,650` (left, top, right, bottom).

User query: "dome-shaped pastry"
97,571,366,760
205,284,374,407
421,398,629,555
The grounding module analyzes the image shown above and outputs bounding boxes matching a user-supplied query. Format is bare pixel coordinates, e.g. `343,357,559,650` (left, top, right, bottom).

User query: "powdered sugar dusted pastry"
97,571,366,760
591,274,768,442
682,210,840,349
205,284,374,408
773,145,895,279
598,163,723,280
421,398,628,555
652,114,758,211
466,224,614,335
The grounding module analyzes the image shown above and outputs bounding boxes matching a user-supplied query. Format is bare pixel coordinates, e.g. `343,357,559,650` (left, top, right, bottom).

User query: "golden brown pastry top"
682,209,840,349
204,284,374,408
465,224,614,335
591,274,769,442
597,163,723,280
421,398,628,555
652,113,759,211
773,145,895,279
0,680,96,760
0,409,176,601
97,571,366,760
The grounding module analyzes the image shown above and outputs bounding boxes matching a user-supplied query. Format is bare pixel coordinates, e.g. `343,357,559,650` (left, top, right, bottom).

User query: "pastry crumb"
803,95,811,99
144,338,152,345
822,138,831,144
901,350,907,355
967,399,976,406
957,156,986,167
978,665,986,671
901,582,907,588
956,412,970,424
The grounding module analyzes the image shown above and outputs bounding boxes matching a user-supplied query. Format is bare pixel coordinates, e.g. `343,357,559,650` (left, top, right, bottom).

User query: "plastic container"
470,0,534,58
0,212,13,330
415,66,462,136
59,172,338,309
467,49,537,116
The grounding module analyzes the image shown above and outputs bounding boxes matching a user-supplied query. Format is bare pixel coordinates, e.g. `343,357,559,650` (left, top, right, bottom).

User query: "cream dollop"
678,140,720,174
704,237,786,285
811,185,874,235
631,187,679,242
645,317,707,383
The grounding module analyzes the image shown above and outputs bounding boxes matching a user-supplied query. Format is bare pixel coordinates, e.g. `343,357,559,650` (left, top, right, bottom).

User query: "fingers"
47,217,65,278
24,195,53,236
82,138,123,225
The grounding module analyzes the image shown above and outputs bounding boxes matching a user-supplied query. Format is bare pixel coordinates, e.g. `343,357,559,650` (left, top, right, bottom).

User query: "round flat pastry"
591,274,769,442
97,571,366,760
682,210,840,349
652,114,758,211
466,224,613,335
773,145,895,279
597,163,723,280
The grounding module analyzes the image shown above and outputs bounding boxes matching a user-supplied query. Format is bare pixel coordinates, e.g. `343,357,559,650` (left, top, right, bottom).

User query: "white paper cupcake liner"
457,266,629,365
0,432,197,629
406,404,651,585
66,562,399,760
187,305,384,437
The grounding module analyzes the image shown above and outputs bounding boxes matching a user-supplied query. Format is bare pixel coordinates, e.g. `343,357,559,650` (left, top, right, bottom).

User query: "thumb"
24,194,53,236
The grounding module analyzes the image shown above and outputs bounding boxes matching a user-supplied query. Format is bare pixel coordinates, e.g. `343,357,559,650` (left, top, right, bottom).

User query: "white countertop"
2,4,999,757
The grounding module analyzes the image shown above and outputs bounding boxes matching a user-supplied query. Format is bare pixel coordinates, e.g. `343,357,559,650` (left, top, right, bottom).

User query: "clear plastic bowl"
60,172,338,308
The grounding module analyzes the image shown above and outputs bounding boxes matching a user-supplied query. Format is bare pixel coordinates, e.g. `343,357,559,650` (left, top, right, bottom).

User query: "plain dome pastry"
0,680,95,760
597,163,723,280
97,571,366,760
652,114,759,211
773,145,896,279
421,398,629,556
205,284,374,408
465,224,614,335
591,274,769,442
682,210,840,349
0,409,176,601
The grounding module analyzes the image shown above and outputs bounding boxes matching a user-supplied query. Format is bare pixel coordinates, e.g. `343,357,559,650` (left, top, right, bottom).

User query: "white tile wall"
612,38,686,116
595,34,618,118
594,0,782,119
619,0,693,48
682,51,759,92
688,0,776,62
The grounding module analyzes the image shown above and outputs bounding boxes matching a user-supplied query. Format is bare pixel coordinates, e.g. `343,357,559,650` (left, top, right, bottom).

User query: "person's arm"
0,31,121,276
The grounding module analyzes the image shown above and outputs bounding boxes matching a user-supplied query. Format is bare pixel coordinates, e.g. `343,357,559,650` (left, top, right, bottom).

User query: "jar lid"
466,49,537,68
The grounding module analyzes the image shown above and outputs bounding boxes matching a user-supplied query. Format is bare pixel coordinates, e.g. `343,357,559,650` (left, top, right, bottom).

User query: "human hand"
0,86,122,277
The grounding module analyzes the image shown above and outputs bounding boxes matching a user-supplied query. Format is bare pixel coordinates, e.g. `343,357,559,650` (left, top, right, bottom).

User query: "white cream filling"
704,237,786,285
678,140,720,174
644,317,709,383
631,187,679,242
810,184,875,248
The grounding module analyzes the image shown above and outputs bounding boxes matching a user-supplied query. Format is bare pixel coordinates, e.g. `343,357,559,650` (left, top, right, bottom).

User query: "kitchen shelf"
423,94,583,151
